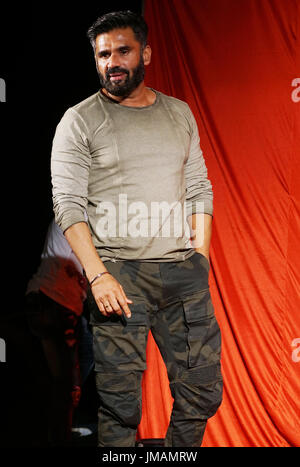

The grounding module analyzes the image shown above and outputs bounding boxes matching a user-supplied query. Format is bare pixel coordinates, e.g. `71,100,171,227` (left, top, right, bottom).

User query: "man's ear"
143,44,152,66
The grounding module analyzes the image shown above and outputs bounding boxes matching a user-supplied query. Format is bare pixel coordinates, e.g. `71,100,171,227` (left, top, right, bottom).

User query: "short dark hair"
87,10,148,50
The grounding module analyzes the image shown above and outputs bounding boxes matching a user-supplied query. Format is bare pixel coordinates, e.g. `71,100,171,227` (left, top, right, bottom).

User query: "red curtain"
137,0,300,447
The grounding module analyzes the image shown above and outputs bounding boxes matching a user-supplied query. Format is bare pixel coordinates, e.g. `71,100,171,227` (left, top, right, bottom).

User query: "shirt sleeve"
184,106,213,217
51,108,91,233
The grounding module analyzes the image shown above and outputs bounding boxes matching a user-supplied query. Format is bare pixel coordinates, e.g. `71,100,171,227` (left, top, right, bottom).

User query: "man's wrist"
85,264,108,283
194,248,209,260
89,271,111,286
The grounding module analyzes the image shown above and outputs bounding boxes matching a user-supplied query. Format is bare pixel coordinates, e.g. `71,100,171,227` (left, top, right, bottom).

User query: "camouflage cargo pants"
88,251,223,447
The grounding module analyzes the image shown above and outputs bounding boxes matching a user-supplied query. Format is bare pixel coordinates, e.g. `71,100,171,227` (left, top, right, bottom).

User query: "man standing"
51,10,222,447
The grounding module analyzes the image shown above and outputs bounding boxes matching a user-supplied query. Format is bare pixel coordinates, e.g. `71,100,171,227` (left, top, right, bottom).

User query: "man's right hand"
63,222,132,318
90,273,132,318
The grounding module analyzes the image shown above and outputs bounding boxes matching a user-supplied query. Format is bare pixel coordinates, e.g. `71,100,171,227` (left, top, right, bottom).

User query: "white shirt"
26,219,87,315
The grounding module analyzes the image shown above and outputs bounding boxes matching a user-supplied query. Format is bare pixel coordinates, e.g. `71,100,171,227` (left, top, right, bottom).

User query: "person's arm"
188,213,212,261
64,222,132,318
51,109,132,318
184,105,214,261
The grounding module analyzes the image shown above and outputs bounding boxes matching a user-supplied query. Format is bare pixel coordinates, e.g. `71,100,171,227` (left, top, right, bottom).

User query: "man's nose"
108,52,121,69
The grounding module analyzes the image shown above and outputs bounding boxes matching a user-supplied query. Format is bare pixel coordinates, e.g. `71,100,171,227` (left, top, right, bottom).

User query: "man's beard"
98,55,145,98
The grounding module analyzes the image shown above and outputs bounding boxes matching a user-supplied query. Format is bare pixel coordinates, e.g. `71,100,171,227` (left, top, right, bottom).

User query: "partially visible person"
25,218,87,446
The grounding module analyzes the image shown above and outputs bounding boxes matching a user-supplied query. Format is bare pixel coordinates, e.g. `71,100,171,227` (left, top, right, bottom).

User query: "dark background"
0,0,143,447
0,0,143,308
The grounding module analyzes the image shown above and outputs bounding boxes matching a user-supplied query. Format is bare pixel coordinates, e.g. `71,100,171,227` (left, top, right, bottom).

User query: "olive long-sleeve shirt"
51,89,213,262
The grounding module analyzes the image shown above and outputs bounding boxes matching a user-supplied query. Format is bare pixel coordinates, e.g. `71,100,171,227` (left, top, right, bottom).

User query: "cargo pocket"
92,302,149,372
182,289,221,368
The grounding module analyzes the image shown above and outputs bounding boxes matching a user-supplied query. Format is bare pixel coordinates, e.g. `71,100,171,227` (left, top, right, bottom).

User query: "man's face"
95,27,148,98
